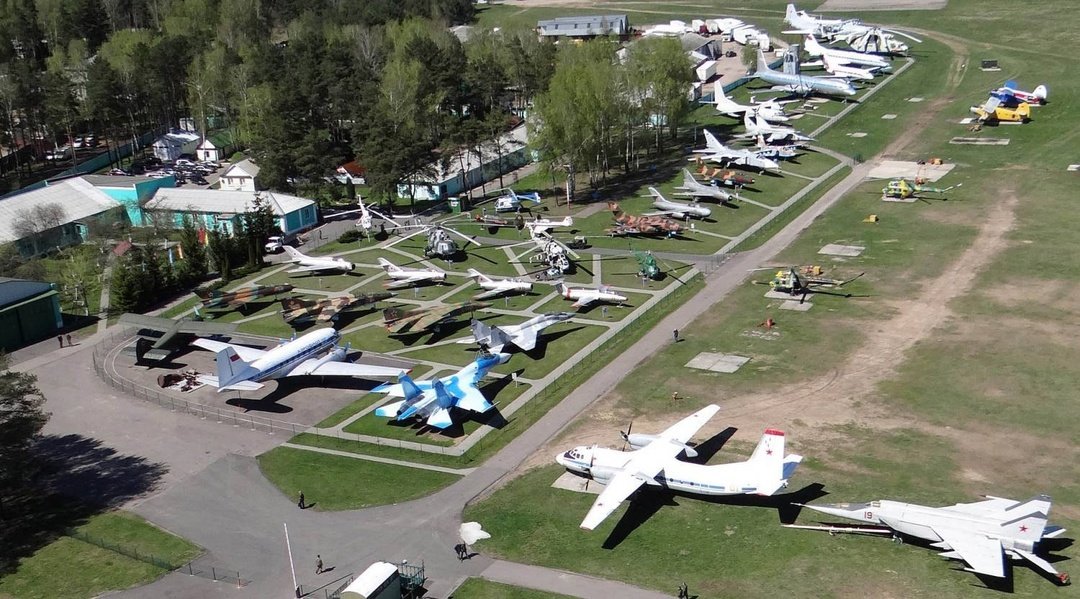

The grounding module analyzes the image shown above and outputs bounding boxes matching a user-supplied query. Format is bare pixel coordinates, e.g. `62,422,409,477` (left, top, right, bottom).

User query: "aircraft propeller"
620,421,633,451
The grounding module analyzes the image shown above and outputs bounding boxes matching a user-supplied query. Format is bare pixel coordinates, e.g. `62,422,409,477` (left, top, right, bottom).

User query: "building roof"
337,161,367,177
83,174,162,188
538,14,628,37
197,138,217,149
342,562,398,598
0,178,122,243
221,158,260,180
408,125,528,186
0,277,55,309
143,188,314,216
153,131,201,147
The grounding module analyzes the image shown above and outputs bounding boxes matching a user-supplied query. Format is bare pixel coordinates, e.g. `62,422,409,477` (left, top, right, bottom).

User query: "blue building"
141,188,318,236
82,174,177,226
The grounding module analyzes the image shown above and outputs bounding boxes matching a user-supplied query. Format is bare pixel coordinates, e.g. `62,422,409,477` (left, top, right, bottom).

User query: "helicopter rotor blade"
443,225,483,247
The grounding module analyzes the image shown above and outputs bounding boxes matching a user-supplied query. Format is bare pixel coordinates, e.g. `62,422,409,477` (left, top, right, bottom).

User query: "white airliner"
466,268,533,300
737,113,814,144
711,83,793,123
802,34,890,69
193,327,402,392
377,257,446,289
557,404,804,530
819,54,878,82
647,187,711,219
693,130,780,172
556,283,627,308
282,246,355,274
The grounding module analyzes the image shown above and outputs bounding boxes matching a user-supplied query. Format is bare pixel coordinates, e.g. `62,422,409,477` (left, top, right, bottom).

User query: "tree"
176,216,208,285
0,356,50,509
241,194,277,268
206,226,234,281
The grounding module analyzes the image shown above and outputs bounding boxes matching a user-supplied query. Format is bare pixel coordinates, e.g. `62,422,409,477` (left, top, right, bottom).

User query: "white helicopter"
492,188,542,213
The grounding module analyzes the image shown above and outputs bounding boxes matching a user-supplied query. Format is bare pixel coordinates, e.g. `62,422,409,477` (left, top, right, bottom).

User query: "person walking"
57,335,64,348
672,329,680,343
65,333,72,346
315,555,323,575
297,491,306,509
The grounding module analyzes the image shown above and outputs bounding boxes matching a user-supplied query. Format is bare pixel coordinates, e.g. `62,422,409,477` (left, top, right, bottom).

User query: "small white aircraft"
377,257,446,289
466,268,533,300
282,246,355,274
458,312,575,353
693,130,780,172
783,2,849,37
711,83,793,123
790,495,1070,586
524,215,574,236
193,327,402,392
737,113,814,144
557,404,804,530
373,352,509,429
818,54,878,82
646,187,711,219
556,283,627,309
752,135,802,160
673,169,735,203
493,188,542,212
802,34,890,69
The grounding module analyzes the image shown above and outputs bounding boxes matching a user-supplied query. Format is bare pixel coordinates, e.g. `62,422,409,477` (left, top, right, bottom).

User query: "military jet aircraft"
195,284,295,310
457,312,575,353
466,269,533,300
710,83,793,123
378,257,446,289
118,312,237,362
557,404,803,530
283,246,356,274
693,130,780,172
789,495,1070,586
608,203,685,237
383,301,490,334
646,187,711,219
280,292,394,324
373,352,509,429
556,283,627,308
736,113,814,145
674,169,736,203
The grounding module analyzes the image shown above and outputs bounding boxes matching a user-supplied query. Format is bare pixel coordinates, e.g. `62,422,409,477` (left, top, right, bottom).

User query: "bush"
337,230,362,244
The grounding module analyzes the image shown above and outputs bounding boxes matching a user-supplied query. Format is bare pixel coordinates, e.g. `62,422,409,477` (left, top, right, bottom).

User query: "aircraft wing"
175,320,239,335
288,360,403,379
413,309,452,331
190,338,265,362
580,470,650,531
287,264,328,273
385,275,430,289
656,404,722,444
454,384,494,413
945,497,1019,514
315,303,343,322
571,296,597,308
473,288,505,301
933,528,1006,578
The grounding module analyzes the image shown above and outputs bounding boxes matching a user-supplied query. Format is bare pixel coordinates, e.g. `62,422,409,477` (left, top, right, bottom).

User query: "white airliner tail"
749,429,802,494
209,347,261,392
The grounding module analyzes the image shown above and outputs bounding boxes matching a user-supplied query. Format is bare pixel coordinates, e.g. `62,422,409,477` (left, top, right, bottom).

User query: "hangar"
0,277,63,352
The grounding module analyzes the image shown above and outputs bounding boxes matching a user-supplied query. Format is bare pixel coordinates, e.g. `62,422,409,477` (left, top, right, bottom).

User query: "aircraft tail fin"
682,169,697,188
467,268,490,283
784,3,797,25
377,257,399,272
212,347,258,392
432,379,455,409
702,129,722,149
382,306,405,322
756,48,771,73
608,202,623,218
487,323,515,351
749,429,788,481
193,288,213,299
427,407,454,429
399,372,424,400
282,246,303,261
1033,84,1048,101
1003,510,1049,543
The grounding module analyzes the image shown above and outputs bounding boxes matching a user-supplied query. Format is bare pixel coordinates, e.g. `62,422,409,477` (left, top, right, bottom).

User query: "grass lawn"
451,578,576,599
0,511,201,599
257,446,459,510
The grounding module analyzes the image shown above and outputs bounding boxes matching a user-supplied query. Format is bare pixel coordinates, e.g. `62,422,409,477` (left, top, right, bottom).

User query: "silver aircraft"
673,169,735,203
752,49,856,98
459,312,575,353
646,187,712,219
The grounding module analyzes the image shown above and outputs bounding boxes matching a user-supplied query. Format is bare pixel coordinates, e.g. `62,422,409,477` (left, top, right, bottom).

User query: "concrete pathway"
481,560,673,599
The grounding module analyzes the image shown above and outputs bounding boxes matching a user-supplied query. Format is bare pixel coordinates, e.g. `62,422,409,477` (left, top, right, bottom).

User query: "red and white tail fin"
214,347,258,391
1003,495,1052,542
749,429,790,489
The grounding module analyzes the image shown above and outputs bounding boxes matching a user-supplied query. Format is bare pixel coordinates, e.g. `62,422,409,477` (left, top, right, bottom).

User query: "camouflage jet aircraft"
607,203,684,237
195,284,295,309
383,301,490,334
281,292,395,324
118,313,237,362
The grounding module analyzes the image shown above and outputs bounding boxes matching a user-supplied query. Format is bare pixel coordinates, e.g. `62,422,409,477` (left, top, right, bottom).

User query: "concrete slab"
551,472,602,494
818,243,865,257
807,98,830,104
950,137,1010,145
867,160,957,182
881,114,898,120
959,117,977,124
907,97,924,102
780,300,813,311
765,289,800,300
788,113,806,120
685,352,750,373
847,132,867,138
741,329,781,340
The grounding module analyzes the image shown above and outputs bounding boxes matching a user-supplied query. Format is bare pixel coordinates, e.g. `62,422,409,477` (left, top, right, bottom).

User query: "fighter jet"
556,283,627,309
118,312,237,362
373,352,510,429
674,169,736,203
736,113,814,145
457,312,575,353
466,269,533,300
195,284,295,309
818,54,879,82
377,257,446,289
383,301,490,334
646,187,711,219
692,130,780,172
789,495,1070,586
607,202,684,237
751,49,857,98
801,34,890,69
282,246,356,274
557,404,804,530
280,292,394,324
710,83,794,123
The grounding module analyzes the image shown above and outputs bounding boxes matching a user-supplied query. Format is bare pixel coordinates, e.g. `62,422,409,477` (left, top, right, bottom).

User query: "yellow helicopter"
881,178,959,200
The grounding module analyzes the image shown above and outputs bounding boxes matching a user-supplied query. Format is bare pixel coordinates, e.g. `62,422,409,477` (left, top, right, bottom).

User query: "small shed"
152,131,200,162
0,278,63,351
196,139,221,163
341,562,400,599
219,158,260,192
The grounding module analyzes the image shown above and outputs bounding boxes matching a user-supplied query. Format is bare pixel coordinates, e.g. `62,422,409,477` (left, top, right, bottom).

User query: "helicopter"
630,250,686,283
881,179,959,200
492,188,542,212
386,221,481,261
754,266,864,303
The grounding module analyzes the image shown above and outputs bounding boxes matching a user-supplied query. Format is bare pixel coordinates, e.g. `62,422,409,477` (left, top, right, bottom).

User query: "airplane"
801,34,890,69
646,187,711,219
752,135,802,160
457,312,575,353
524,215,574,236
674,169,736,203
783,2,849,37
607,203,684,237
195,284,295,310
280,292,395,324
466,269,533,300
736,113,814,144
510,228,577,279
192,327,403,392
556,404,803,530
784,4,920,54
282,246,356,274
697,165,756,188
556,282,627,308
118,312,237,362
752,49,857,98
788,495,1070,586
377,257,446,289
693,130,780,172
492,188,542,212
710,83,793,123
373,352,509,428
383,301,490,334
971,96,1031,124
991,80,1048,106
756,266,863,302
819,54,879,82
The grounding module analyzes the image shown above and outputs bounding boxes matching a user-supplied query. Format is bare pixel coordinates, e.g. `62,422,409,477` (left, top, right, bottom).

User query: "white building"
196,138,222,163
152,131,201,162
218,158,260,192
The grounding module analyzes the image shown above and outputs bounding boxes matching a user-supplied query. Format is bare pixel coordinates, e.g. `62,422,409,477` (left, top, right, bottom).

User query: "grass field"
0,512,201,599
451,578,575,599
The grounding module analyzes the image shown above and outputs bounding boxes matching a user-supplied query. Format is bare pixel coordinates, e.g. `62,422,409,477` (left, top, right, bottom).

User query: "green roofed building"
0,277,63,352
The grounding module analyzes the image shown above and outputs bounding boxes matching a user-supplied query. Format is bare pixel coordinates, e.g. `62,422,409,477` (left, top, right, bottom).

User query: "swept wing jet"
192,327,402,392
607,203,684,237
557,283,627,308
374,352,509,429
458,312,575,353
752,49,856,98
736,113,814,144
377,257,446,289
673,169,735,203
646,187,711,219
283,246,356,274
466,268,533,300
693,130,780,171
118,313,237,362
383,301,490,334
280,292,394,324
557,404,803,530
710,83,793,123
802,34,890,69
195,284,295,309
790,495,1070,586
